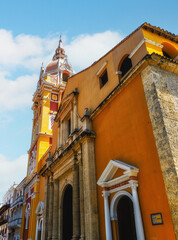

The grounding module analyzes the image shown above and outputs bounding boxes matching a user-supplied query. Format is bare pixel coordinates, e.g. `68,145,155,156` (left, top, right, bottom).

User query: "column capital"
49,176,54,183
129,180,138,189
102,191,110,198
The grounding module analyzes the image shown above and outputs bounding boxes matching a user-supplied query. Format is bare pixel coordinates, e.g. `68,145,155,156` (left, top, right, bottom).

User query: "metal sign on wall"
151,213,163,225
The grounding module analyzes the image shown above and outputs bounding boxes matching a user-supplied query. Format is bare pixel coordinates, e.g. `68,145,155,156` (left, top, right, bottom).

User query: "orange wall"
93,74,175,240
63,29,147,119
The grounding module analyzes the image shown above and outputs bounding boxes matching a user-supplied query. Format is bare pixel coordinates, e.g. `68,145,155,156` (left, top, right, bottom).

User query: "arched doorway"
62,184,73,240
117,196,137,240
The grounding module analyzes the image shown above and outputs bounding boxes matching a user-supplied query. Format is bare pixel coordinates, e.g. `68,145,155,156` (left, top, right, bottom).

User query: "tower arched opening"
119,55,132,77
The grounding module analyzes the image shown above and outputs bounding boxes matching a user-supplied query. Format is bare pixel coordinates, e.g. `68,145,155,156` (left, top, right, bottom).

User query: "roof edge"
69,23,177,79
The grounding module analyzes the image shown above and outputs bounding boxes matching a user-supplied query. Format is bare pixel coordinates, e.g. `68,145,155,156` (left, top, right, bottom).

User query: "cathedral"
20,23,178,240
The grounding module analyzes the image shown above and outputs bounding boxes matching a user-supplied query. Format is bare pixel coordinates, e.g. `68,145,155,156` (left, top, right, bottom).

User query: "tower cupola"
45,37,74,83
53,37,65,60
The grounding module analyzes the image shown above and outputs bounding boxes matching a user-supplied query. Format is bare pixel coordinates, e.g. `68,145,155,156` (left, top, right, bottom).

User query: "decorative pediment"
35,201,44,215
56,91,76,121
97,160,139,188
61,94,73,109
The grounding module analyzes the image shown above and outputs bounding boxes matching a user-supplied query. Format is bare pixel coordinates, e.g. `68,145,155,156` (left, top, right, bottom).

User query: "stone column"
43,176,49,240
58,180,61,240
62,120,67,144
60,122,63,147
102,191,112,240
52,179,59,240
57,123,60,148
73,96,78,130
79,153,85,240
82,138,99,240
72,158,80,240
130,181,145,240
48,177,54,240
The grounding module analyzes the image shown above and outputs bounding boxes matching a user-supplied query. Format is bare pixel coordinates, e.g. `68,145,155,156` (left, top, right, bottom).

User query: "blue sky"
0,0,177,202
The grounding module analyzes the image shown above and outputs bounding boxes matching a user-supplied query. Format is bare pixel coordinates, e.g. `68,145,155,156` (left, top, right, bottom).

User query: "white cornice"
97,160,138,186
28,132,52,153
24,173,40,192
96,61,108,76
129,38,163,59
99,175,129,188
144,37,163,48
97,160,139,191
129,39,145,59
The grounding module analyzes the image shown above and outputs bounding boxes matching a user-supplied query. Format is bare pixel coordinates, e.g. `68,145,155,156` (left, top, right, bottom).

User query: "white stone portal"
98,160,145,240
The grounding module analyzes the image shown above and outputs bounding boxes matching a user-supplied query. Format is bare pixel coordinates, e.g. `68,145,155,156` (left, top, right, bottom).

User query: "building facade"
0,179,26,240
0,184,17,240
8,178,26,240
20,23,178,240
0,204,10,240
41,23,178,240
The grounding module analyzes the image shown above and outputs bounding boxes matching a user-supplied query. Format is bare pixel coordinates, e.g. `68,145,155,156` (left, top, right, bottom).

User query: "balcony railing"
11,196,23,207
8,218,22,228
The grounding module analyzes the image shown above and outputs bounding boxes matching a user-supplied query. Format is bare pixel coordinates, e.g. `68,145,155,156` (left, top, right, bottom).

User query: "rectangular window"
100,70,108,88
68,118,71,136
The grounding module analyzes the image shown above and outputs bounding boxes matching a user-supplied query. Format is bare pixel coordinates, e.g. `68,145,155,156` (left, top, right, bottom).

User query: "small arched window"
63,71,70,82
119,55,132,77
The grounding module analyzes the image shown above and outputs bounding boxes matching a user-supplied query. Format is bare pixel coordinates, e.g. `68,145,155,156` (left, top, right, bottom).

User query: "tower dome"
45,60,58,73
45,37,74,82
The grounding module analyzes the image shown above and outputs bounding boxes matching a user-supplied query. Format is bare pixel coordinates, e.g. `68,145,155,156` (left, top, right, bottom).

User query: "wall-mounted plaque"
151,213,163,225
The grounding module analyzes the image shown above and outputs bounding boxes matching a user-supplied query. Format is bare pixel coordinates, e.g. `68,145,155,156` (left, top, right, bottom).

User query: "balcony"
11,196,23,207
8,218,22,228
0,216,8,226
0,204,10,215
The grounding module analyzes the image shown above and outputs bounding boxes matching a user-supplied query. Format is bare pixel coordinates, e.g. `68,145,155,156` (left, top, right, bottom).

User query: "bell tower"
21,39,74,240
27,38,74,178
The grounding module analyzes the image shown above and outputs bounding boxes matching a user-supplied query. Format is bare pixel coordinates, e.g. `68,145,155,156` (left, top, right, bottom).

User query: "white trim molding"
96,61,108,76
129,38,163,59
97,159,139,188
144,38,163,48
110,190,133,220
35,202,44,240
35,201,44,215
97,159,145,240
129,39,145,59
102,191,112,240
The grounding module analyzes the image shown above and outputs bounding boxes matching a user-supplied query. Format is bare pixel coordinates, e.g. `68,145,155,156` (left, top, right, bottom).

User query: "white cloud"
0,29,123,72
0,29,124,112
0,29,58,71
0,72,38,112
0,154,28,203
65,31,123,70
